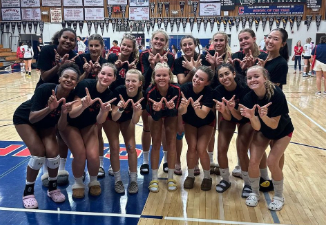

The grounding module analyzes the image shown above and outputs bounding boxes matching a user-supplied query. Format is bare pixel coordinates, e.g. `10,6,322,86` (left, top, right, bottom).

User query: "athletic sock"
241,171,250,186
48,177,57,192
130,172,137,182
220,168,230,183
152,169,158,180
24,181,35,196
272,179,284,198
188,168,195,178
143,151,149,164
99,156,104,168
208,152,214,164
168,169,174,180
203,170,211,179
113,170,122,183
59,158,67,171
260,168,270,180
249,177,260,195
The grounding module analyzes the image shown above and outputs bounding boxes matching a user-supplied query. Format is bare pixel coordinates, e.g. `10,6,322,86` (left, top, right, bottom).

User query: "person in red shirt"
294,40,303,74
108,40,121,56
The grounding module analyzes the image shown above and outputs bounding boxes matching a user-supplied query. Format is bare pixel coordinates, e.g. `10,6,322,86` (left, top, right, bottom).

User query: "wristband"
118,107,124,113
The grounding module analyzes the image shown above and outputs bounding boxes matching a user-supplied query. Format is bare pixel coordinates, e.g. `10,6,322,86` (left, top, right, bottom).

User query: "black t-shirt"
68,79,112,129
173,54,206,79
145,83,181,121
78,53,107,79
36,42,44,55
108,85,146,122
232,50,268,77
138,49,175,90
213,83,251,123
36,45,83,88
241,86,294,140
107,53,135,90
265,56,288,90
181,82,215,127
13,83,75,129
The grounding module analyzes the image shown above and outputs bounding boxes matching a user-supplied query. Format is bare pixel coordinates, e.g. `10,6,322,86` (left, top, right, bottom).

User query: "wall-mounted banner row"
238,5,304,15
0,21,44,34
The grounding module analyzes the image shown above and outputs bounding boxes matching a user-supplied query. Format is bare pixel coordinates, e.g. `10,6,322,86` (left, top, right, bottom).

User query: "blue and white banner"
238,5,304,15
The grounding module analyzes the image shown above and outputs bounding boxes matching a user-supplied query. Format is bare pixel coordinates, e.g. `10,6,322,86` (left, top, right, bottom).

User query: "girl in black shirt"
13,63,80,209
179,66,215,191
213,63,253,197
58,63,117,199
239,65,293,211
102,69,144,194
146,62,181,193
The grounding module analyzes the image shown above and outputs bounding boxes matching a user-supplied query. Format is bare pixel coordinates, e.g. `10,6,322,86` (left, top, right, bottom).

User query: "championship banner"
123,18,128,31
104,18,109,32
180,1,185,16
189,18,195,32
216,17,221,31
163,18,169,31
203,18,208,32
157,2,163,16
248,16,253,28
262,16,267,31
196,17,202,32
135,21,140,32
275,16,281,28
61,20,66,29
282,16,288,29
72,21,77,32
238,5,304,15
235,16,240,31
100,21,104,35
146,20,151,33
66,21,72,28
306,15,312,31
296,15,302,31
33,21,38,34
228,17,233,31
254,16,260,31
192,1,199,17
107,5,112,18
0,23,4,33
241,16,246,29
5,22,10,33
170,18,175,32
27,21,33,33
289,16,295,30
176,18,181,32
150,18,155,30
79,21,84,33
17,22,22,34
164,2,170,17
11,22,16,34
268,16,274,30
22,21,27,33
222,17,228,31
121,5,126,18
94,21,99,34
315,15,321,31
87,21,92,35
209,17,215,32
182,18,187,32
39,21,44,34
157,18,162,29
150,2,155,15
141,20,146,32
111,18,116,32
117,19,122,32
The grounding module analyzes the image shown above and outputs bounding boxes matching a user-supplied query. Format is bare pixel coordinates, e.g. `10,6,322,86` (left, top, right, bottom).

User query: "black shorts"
303,56,311,60
13,115,30,126
22,58,33,60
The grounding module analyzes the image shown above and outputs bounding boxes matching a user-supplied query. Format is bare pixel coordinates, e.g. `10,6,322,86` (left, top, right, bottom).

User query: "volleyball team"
13,26,293,212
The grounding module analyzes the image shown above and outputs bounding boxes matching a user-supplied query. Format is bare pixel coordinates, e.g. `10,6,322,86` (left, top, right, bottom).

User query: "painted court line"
0,207,289,225
0,157,29,179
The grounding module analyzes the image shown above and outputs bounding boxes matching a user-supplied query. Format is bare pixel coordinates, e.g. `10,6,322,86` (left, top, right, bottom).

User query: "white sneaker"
303,73,308,77
232,166,242,178
268,196,285,211
308,72,312,76
108,165,114,176
315,91,322,96
246,193,259,207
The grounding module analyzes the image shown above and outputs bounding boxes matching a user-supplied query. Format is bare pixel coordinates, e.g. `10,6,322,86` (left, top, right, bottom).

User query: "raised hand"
99,98,117,112
190,95,203,110
182,56,195,71
128,59,138,69
148,97,164,111
257,102,272,118
61,100,78,114
83,57,92,73
159,52,168,63
205,51,216,66
163,96,178,109
92,56,101,74
81,87,101,108
179,92,191,109
257,55,270,67
114,59,126,69
54,49,69,66
117,94,132,110
223,95,236,110
213,99,226,113
243,50,255,68
48,89,66,110
239,104,256,119
69,54,79,63
215,52,225,67
131,97,144,112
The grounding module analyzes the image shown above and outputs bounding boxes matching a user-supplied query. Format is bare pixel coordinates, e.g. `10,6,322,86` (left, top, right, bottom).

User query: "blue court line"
263,192,280,224
290,141,326,151
0,157,29,179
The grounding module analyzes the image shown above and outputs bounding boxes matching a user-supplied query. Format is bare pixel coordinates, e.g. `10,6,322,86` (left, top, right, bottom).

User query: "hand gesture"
117,94,132,110
239,104,256,119
257,55,270,67
205,51,216,66
163,96,178,109
257,102,272,118
61,100,78,114
226,52,236,66
48,90,66,110
148,97,164,111
81,87,101,108
99,98,117,112
131,97,144,112
215,52,225,67
159,52,168,63
148,52,157,67
179,92,191,109
128,59,138,69
69,54,79,63
223,95,236,111
115,59,127,69
213,99,226,113
83,57,92,74
190,95,203,110
54,49,69,66
92,56,101,74
182,56,202,71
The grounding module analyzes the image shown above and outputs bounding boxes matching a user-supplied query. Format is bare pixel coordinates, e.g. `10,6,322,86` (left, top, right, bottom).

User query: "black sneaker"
259,177,274,192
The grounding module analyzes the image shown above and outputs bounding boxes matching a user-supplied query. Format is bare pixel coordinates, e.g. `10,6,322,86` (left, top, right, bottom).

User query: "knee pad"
28,156,45,170
176,132,185,140
47,155,60,169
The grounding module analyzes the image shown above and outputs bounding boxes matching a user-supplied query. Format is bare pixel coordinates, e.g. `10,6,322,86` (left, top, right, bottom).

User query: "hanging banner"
192,1,199,17
21,0,40,7
33,21,38,34
254,16,260,31
235,0,306,5
104,18,109,32
238,5,304,15
306,15,312,31
197,17,202,32
72,21,77,32
85,8,104,20
275,16,281,28
84,0,103,6
111,18,116,32
121,5,126,18
129,7,149,21
248,16,253,28
22,21,27,33
221,0,235,11
134,21,140,32
77,21,83,33
107,5,112,18
200,2,221,16
203,18,208,32
86,21,92,35
235,17,240,31
170,18,175,32
61,20,66,29
5,22,10,32
1,8,21,21
228,17,233,31
64,8,84,21
94,21,99,34
63,0,83,6
216,17,221,31
150,2,155,15
107,0,127,4
182,18,187,32
209,17,215,32
130,0,148,6
2,0,20,7
315,15,321,31
146,20,151,33
42,0,61,6
17,22,22,34
176,18,181,32
157,2,163,16
66,21,72,28
241,16,246,29
39,21,44,34
189,18,195,32
268,16,274,30
163,18,169,31
261,16,267,31
180,1,185,16
99,21,104,35
50,8,62,23
11,22,17,34
157,18,162,29
282,16,288,29
288,16,294,30
0,23,4,33
27,21,33,33
164,2,170,17
21,8,41,21
222,17,228,31
296,15,302,31
150,18,155,30
123,18,128,31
